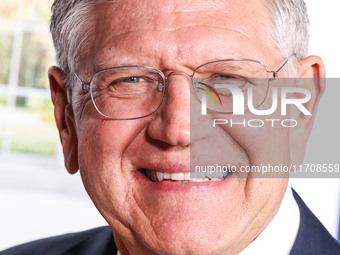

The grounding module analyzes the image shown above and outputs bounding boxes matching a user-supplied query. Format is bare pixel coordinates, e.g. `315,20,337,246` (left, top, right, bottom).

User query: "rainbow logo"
196,83,223,106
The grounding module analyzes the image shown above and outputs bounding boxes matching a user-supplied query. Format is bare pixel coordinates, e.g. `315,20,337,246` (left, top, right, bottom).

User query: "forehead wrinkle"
95,0,269,34
97,23,253,46
93,24,256,71
163,1,226,13
95,0,234,36
91,0,274,73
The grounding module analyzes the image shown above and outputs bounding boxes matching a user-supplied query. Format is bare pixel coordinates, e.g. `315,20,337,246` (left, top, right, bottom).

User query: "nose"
147,71,192,146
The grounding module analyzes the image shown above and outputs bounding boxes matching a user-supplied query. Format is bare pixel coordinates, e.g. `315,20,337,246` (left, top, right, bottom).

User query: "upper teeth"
144,169,227,182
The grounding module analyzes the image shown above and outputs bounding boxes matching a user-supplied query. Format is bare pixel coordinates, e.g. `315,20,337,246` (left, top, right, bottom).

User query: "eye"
218,75,237,80
213,74,248,86
122,77,145,83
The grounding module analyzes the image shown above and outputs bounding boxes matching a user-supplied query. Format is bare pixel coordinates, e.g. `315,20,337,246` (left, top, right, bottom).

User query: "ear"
49,66,79,174
290,56,326,166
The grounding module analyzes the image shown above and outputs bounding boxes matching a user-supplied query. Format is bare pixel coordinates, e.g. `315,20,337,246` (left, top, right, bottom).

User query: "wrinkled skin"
49,0,325,254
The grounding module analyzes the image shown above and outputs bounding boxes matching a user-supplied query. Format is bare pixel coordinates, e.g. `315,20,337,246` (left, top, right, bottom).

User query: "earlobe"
60,105,79,174
48,66,79,174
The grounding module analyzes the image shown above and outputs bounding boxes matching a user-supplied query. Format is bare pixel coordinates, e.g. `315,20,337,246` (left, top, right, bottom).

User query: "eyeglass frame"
73,57,290,120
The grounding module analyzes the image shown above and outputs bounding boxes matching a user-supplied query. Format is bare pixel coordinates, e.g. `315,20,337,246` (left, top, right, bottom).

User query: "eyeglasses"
74,58,289,120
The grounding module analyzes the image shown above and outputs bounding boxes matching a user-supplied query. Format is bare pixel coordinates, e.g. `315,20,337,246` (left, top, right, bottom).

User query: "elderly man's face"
52,0,318,254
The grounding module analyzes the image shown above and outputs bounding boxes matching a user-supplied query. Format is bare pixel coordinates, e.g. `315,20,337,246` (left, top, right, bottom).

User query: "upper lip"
136,161,191,173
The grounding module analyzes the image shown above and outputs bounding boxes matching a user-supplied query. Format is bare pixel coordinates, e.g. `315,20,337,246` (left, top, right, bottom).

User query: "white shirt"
117,186,300,255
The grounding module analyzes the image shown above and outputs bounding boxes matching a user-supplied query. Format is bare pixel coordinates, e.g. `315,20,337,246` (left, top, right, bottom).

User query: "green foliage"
0,33,13,84
27,97,55,123
0,94,7,106
23,0,53,23
10,125,58,155
19,33,54,89
0,0,58,156
15,96,55,123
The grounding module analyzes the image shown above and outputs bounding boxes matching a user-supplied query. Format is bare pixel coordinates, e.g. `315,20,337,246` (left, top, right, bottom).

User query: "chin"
125,195,247,255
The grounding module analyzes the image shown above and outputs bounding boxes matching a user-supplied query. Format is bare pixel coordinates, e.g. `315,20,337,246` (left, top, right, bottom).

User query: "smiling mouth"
138,169,229,182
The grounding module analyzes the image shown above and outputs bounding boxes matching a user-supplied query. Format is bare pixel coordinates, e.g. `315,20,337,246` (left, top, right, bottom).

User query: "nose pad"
157,83,165,92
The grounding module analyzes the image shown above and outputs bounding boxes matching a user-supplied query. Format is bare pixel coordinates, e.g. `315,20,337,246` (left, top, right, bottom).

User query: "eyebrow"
196,61,246,71
93,61,150,72
93,53,256,74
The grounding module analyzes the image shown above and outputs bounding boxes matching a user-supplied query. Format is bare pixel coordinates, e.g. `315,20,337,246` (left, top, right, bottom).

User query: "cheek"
79,119,144,161
213,109,291,167
76,119,147,218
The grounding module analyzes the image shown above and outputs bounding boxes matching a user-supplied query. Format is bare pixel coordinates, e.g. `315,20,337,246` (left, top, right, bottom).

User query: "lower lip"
135,171,233,192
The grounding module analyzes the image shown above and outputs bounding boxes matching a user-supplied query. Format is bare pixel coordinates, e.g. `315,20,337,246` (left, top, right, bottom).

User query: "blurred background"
0,0,106,250
0,0,339,251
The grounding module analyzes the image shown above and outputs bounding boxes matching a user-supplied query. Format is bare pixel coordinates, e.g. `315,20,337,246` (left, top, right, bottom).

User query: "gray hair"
50,0,309,78
266,0,309,75
50,0,108,76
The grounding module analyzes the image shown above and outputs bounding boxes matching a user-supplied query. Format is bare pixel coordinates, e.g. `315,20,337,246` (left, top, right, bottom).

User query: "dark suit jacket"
290,190,340,255
1,190,339,255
